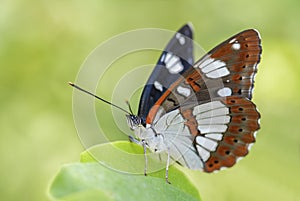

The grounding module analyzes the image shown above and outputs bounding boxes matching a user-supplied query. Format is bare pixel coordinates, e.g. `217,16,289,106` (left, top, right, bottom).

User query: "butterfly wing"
148,29,262,172
152,97,260,171
147,29,261,124
138,23,194,125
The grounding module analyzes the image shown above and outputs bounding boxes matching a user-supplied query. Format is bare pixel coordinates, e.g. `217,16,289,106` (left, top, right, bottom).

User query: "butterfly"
126,23,261,183
70,23,261,183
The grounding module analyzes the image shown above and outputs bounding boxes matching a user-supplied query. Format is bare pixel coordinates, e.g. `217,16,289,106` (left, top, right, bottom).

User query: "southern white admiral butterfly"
70,23,261,183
